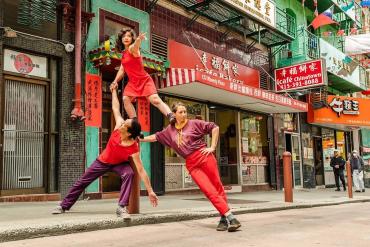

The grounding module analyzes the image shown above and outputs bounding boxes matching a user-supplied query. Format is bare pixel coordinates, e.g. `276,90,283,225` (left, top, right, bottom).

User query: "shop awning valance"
88,37,168,73
158,68,308,113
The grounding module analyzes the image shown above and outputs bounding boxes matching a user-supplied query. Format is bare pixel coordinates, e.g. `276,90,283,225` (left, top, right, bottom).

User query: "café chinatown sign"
275,59,327,92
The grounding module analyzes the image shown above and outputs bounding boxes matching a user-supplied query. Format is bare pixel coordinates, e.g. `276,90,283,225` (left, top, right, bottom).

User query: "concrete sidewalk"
1,189,370,242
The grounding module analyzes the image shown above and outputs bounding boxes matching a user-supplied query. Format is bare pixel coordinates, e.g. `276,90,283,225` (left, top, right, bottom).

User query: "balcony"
172,0,296,47
276,28,368,93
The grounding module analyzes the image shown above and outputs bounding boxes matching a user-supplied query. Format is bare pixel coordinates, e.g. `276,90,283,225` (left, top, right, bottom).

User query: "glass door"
291,135,302,187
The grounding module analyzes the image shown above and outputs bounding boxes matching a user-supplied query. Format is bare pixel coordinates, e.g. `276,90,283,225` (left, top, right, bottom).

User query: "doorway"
285,133,302,188
209,106,239,185
313,136,325,186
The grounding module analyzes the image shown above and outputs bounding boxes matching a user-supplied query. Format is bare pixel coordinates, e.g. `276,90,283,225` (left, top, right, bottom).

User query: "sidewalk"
1,189,370,242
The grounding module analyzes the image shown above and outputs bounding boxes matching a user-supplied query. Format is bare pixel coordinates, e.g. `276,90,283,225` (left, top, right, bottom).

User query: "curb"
1,198,370,243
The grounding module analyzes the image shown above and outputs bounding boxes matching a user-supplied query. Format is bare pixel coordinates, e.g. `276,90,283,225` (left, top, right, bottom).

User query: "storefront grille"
2,79,45,190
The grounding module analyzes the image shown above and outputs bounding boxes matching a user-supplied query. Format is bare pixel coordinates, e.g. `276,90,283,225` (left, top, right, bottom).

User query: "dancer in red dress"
141,102,241,232
112,28,175,124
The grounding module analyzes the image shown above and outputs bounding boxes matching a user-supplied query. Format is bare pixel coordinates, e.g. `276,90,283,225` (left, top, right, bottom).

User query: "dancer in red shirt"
112,28,175,124
141,102,241,232
52,83,158,218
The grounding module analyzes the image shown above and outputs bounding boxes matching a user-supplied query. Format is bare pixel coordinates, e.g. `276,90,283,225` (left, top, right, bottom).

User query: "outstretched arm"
110,83,124,130
131,153,158,207
140,134,157,143
129,33,146,57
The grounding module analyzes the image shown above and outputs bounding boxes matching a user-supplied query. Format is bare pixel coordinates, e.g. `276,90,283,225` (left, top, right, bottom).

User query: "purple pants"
60,159,134,210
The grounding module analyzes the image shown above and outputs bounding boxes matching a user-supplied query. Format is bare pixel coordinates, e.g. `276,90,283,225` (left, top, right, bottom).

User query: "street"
2,202,370,247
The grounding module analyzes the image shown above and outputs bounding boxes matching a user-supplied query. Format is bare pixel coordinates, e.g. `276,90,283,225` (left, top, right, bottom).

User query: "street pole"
283,152,293,202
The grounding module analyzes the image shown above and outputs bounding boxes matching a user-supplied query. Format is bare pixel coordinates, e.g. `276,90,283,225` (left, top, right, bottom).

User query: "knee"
122,168,134,179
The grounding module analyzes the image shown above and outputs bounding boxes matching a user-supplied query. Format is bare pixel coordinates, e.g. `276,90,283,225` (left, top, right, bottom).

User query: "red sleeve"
192,120,218,135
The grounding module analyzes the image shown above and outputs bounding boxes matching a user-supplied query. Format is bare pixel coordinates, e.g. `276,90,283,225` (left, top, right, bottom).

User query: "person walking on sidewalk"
330,149,346,191
349,150,365,193
140,102,241,232
52,83,158,217
112,28,175,124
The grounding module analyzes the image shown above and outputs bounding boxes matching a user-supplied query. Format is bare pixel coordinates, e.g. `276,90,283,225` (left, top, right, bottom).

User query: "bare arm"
129,33,146,57
140,134,157,143
210,126,220,150
112,65,125,85
200,126,219,156
110,84,124,130
131,153,158,207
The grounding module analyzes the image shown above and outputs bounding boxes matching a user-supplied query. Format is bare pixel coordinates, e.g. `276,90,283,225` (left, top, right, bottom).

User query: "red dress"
121,50,157,97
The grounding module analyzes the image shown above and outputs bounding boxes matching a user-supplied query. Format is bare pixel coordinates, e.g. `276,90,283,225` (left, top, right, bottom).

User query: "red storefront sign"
137,98,150,132
275,59,326,92
168,40,260,88
85,74,102,127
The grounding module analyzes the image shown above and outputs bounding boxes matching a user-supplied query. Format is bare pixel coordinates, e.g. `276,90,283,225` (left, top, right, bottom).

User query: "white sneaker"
116,206,131,219
52,205,65,215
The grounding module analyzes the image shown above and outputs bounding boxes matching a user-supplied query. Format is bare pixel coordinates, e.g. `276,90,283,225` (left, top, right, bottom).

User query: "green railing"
275,7,296,39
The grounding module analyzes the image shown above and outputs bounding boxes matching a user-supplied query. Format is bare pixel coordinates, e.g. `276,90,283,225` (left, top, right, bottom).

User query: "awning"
88,37,168,74
158,68,308,113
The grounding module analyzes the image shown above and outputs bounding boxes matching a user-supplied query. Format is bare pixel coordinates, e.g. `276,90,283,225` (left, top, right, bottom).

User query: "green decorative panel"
140,131,151,190
86,126,99,193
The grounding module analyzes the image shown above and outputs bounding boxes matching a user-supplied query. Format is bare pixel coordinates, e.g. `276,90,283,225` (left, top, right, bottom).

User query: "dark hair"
171,101,187,113
127,117,144,140
116,28,136,52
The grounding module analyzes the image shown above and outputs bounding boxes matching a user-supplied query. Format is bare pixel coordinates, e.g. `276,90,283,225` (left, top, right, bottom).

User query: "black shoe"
335,188,340,191
362,189,365,192
228,218,241,232
343,188,346,191
216,220,228,231
355,190,361,193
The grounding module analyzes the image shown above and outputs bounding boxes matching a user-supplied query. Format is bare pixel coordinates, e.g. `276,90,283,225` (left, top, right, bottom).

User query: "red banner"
275,59,326,92
85,74,102,127
137,98,150,132
168,40,260,88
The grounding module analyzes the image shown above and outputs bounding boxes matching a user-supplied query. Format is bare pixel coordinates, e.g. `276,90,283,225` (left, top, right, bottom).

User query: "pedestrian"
140,102,241,232
52,83,158,217
330,149,346,191
349,150,365,193
112,28,175,124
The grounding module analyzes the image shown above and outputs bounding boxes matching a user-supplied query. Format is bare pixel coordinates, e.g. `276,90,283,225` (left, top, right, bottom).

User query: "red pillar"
283,152,293,203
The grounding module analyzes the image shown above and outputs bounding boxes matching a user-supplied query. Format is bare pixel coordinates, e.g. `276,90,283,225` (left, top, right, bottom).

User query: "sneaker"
216,219,228,231
335,188,340,191
355,190,361,193
228,218,241,232
362,189,365,192
116,206,131,219
52,205,65,215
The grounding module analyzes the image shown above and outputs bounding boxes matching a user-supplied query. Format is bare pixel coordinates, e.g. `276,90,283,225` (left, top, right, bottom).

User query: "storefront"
157,40,308,192
308,95,370,187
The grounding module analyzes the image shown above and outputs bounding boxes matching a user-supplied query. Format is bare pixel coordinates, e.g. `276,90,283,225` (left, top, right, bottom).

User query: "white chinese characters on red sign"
275,60,325,92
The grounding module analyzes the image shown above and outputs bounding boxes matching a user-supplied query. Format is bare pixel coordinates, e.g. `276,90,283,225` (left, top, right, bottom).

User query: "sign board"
85,74,102,127
4,49,47,78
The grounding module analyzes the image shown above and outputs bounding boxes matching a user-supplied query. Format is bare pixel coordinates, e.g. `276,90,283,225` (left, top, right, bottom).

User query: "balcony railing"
276,7,296,40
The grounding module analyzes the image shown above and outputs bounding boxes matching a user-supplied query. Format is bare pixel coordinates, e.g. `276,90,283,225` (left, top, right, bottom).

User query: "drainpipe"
71,0,85,121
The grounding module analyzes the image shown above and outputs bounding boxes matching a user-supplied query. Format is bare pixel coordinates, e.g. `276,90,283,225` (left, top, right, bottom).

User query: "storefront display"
240,113,269,185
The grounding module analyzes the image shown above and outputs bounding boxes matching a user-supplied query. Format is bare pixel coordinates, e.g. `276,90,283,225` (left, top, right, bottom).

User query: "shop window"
322,128,335,172
240,113,269,185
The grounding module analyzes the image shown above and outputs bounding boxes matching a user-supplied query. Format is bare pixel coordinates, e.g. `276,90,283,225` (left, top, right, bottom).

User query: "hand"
110,82,118,92
335,165,339,169
200,147,215,156
148,191,158,207
137,32,147,41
